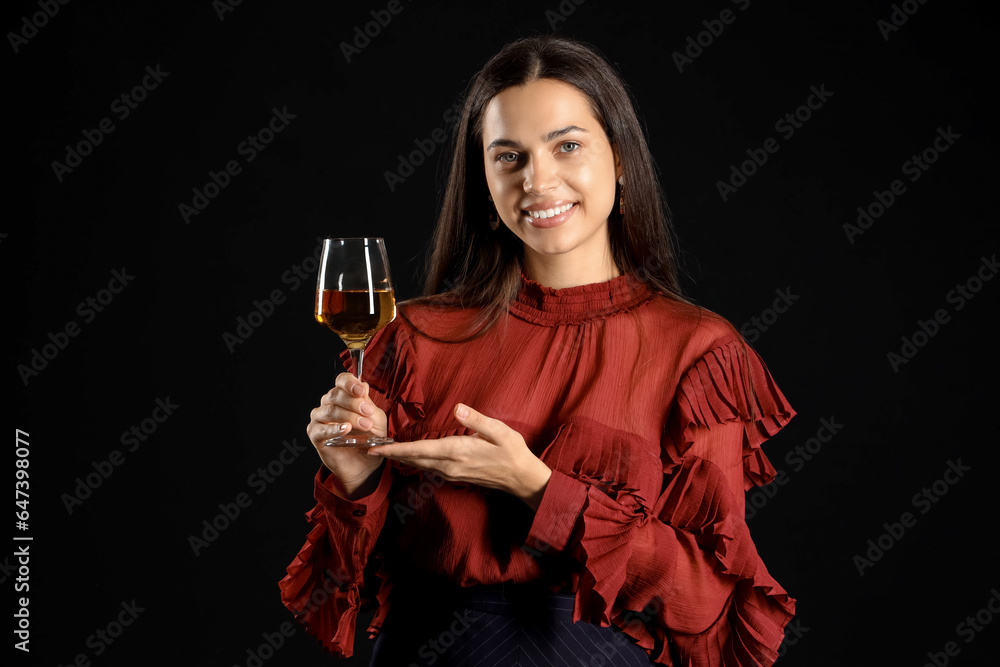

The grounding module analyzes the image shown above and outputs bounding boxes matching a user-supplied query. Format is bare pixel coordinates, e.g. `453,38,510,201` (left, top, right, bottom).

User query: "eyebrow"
486,125,590,151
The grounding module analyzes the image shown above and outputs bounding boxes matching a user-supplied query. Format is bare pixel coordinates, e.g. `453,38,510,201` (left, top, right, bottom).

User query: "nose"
523,154,559,194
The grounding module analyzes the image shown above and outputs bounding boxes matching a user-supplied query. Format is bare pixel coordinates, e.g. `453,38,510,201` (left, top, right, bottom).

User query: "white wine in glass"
315,237,396,446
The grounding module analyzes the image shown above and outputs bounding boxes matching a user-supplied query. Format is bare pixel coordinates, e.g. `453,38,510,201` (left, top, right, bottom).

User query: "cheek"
486,170,515,202
576,169,616,215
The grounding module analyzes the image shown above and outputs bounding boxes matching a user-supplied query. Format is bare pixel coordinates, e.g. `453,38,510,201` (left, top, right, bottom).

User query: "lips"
520,202,577,228
523,202,575,219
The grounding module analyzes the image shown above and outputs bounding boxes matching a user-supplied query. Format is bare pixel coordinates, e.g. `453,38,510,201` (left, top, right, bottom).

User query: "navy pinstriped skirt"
370,582,654,667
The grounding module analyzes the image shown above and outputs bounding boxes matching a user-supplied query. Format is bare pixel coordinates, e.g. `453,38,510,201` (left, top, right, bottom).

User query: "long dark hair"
409,34,688,338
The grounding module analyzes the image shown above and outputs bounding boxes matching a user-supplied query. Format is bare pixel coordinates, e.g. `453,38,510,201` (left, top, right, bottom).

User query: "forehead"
481,79,600,143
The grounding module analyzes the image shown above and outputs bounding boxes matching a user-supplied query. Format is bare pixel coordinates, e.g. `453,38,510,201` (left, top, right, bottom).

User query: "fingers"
319,391,372,422
367,440,463,481
367,436,504,489
309,373,384,439
316,378,377,431
334,372,367,399
452,403,505,441
368,439,457,462
307,419,351,447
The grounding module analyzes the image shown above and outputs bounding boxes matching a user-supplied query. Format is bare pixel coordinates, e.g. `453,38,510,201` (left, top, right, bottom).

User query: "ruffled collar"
509,272,654,326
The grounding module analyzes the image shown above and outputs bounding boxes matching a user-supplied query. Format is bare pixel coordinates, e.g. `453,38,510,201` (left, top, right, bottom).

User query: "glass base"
322,433,394,447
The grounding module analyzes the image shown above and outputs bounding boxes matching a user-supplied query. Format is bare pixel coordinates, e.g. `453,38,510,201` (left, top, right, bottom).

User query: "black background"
8,0,999,665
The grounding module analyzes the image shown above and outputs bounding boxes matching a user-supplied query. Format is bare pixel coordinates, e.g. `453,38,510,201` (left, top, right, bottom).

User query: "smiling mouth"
521,202,576,219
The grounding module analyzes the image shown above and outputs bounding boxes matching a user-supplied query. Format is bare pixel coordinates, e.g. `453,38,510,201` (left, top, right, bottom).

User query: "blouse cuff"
314,462,393,525
524,469,588,553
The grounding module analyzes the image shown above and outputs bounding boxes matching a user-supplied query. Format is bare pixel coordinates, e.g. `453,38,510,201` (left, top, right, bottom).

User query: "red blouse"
280,273,796,666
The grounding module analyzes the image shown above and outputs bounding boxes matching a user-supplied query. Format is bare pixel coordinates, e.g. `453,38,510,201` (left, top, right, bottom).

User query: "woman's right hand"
307,373,388,499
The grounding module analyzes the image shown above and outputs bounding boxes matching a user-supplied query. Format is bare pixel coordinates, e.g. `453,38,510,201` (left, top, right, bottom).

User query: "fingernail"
456,404,469,418
338,423,349,433
358,417,372,429
352,384,364,396
360,402,374,415
367,448,383,457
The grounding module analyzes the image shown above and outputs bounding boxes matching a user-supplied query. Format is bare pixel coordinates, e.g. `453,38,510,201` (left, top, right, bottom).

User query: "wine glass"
315,237,396,447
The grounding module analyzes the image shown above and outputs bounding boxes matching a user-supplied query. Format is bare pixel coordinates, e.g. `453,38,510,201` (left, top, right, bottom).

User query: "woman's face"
481,78,620,272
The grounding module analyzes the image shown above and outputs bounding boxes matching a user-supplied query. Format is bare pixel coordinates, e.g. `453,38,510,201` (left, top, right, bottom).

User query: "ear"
612,143,623,181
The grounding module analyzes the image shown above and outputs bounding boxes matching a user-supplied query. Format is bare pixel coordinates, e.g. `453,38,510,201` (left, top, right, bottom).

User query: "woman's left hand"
365,403,552,510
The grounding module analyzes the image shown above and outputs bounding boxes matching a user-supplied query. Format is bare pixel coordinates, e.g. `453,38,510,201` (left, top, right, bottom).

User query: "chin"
525,222,607,257
524,237,579,257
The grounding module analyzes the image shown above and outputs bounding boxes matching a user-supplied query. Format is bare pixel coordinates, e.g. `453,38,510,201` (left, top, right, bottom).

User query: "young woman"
281,35,796,666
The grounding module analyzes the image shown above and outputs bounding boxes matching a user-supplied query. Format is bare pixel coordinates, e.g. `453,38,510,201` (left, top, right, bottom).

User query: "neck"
523,247,620,289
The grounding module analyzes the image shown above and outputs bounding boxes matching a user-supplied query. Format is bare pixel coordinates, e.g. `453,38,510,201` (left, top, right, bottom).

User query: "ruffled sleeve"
278,463,394,656
279,314,422,656
524,335,796,666
663,337,795,489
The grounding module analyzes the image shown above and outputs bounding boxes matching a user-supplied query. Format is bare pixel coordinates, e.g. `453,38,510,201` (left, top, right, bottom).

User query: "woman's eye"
497,152,519,163
559,141,580,153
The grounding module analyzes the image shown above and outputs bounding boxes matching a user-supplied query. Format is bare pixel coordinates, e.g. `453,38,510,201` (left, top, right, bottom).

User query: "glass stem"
350,348,364,382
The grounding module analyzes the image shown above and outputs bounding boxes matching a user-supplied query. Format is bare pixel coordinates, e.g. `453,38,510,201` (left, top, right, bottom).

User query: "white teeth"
528,203,574,219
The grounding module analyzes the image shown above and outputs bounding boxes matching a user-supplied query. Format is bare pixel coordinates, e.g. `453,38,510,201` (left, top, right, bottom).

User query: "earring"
618,175,625,215
488,195,499,231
